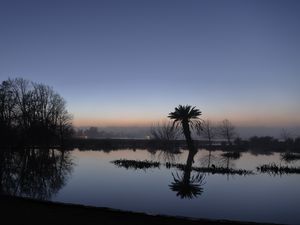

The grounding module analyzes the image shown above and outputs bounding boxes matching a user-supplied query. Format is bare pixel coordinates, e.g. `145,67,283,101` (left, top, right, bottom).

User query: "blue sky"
0,0,299,127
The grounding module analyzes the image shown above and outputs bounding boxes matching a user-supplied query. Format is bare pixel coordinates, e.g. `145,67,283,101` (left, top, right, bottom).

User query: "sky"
0,0,299,130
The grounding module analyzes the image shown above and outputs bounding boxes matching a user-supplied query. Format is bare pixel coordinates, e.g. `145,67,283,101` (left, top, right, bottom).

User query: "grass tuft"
257,163,300,175
111,159,160,170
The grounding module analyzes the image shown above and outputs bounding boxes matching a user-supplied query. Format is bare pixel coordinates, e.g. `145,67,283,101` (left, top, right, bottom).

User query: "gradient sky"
0,0,299,127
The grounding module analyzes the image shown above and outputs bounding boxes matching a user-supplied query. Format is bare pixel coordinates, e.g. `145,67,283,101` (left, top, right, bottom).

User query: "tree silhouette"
150,121,180,141
0,78,73,146
168,105,202,152
0,148,74,200
196,119,216,147
219,119,236,145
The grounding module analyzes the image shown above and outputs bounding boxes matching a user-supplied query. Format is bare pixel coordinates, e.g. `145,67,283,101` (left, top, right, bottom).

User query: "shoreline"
0,195,282,225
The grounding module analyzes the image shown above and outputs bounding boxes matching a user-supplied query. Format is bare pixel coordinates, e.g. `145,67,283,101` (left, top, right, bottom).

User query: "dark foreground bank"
0,195,281,225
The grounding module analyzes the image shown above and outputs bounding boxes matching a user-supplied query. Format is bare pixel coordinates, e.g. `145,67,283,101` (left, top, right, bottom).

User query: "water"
1,148,299,224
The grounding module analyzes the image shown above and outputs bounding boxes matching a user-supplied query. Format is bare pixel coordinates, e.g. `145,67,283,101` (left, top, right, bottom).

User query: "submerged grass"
166,163,254,175
221,152,241,159
112,159,253,175
193,166,253,175
281,152,300,162
112,159,300,176
112,159,160,170
257,163,300,175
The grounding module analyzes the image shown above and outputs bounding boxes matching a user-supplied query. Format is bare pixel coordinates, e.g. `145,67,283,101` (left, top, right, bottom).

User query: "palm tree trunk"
182,120,196,153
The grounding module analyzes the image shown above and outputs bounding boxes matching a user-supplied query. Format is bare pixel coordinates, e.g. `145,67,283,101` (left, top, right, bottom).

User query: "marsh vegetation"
257,163,300,175
112,159,253,175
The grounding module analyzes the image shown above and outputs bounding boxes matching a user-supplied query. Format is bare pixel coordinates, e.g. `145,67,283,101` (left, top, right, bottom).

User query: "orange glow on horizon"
73,114,300,127
73,117,157,127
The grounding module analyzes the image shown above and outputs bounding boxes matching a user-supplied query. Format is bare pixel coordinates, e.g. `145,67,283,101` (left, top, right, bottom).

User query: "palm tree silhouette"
168,105,202,152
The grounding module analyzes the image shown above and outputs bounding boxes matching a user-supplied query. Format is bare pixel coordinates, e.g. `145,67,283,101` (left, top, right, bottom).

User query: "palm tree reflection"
169,150,206,199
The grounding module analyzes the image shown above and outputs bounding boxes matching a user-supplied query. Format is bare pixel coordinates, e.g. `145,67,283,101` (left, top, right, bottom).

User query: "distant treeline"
64,138,185,152
0,78,73,147
230,136,300,153
74,126,163,139
64,136,300,153
70,120,300,153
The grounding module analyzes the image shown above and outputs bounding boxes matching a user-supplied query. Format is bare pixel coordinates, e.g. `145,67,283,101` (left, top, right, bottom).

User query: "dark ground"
0,195,281,225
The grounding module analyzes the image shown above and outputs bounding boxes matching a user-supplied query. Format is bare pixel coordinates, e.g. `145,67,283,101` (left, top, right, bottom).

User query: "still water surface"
57,149,300,225
1,148,300,224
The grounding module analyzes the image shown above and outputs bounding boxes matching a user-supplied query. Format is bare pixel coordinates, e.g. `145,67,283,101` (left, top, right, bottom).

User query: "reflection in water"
1,148,298,224
169,150,206,199
281,152,300,163
0,148,74,200
43,149,300,224
111,150,254,199
155,149,181,164
198,150,217,168
169,172,205,199
217,151,240,170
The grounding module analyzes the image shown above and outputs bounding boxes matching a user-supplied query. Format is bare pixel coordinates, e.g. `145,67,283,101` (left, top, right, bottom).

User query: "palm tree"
168,105,202,152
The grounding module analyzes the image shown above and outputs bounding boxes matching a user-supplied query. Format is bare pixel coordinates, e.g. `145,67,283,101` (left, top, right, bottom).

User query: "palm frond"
168,105,202,130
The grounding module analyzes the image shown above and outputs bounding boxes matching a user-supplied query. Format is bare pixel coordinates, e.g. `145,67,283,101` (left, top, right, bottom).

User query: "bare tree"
0,80,17,128
196,119,216,146
150,121,180,141
219,119,236,145
84,127,99,139
280,128,292,142
11,78,32,130
0,78,73,145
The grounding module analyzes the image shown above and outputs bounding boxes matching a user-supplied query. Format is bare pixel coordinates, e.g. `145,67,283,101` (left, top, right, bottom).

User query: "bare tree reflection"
198,150,217,169
0,148,74,200
220,152,241,168
217,151,241,180
157,150,181,164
